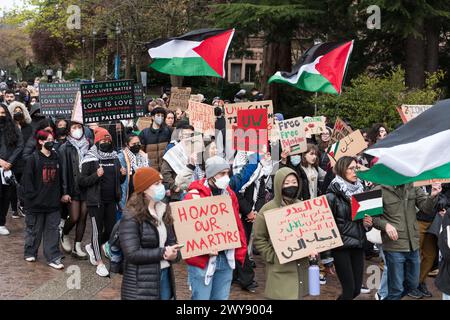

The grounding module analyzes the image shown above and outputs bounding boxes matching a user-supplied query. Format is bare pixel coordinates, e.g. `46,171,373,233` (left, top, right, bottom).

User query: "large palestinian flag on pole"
268,40,354,94
357,99,450,186
146,28,235,78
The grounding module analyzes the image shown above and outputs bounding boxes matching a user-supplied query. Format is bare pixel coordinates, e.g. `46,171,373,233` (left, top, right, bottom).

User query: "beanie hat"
94,127,112,144
274,113,284,122
133,167,163,193
205,156,230,179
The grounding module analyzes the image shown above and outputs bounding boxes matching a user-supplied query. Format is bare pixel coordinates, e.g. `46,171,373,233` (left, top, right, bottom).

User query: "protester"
22,130,64,269
183,156,248,300
120,167,180,300
79,127,126,277
318,126,332,171
253,167,312,299
54,118,69,148
59,121,91,259
0,103,24,235
174,108,188,127
139,107,171,171
3,89,15,106
22,119,54,162
435,207,450,300
165,110,176,131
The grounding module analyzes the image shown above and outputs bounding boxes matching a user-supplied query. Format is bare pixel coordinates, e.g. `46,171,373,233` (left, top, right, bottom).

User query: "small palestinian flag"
351,190,383,221
146,28,235,78
268,40,353,94
327,140,340,159
357,99,450,186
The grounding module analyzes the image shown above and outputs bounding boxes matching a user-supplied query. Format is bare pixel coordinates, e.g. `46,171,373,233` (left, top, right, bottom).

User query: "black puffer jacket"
58,140,89,197
119,207,179,300
326,181,367,249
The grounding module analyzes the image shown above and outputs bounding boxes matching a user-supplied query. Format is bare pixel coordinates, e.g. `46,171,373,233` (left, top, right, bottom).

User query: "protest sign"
39,82,80,117
187,100,216,136
264,195,343,264
170,195,241,259
330,117,353,145
80,80,136,124
277,116,307,155
327,129,368,166
413,178,450,187
397,104,432,123
189,94,203,103
169,87,192,111
224,100,274,134
136,117,152,131
233,109,268,153
134,84,145,117
304,116,326,138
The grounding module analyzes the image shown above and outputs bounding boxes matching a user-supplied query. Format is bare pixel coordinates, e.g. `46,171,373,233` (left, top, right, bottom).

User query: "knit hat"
205,156,230,179
133,167,163,193
94,127,112,144
274,113,284,122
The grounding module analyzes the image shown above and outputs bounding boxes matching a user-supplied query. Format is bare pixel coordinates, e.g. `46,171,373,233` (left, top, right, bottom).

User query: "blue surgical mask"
290,155,301,167
150,184,166,202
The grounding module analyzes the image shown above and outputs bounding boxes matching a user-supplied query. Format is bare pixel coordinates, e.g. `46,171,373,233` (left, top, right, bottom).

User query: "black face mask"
129,144,141,154
13,112,24,121
44,141,54,150
282,186,298,199
55,127,67,137
99,142,113,153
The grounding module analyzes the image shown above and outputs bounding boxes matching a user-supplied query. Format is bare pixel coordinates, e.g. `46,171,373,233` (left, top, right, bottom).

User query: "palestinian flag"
351,190,383,221
357,99,450,186
146,28,235,78
268,40,354,94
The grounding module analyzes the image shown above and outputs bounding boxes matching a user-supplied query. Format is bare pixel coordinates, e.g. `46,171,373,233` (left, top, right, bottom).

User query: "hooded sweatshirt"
22,149,61,213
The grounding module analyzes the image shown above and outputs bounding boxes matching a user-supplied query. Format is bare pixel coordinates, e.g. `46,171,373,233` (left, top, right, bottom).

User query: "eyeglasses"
347,166,357,172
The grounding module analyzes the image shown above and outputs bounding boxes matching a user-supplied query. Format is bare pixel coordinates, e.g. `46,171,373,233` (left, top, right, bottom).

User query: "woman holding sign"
120,167,180,300
326,156,373,300
253,167,312,299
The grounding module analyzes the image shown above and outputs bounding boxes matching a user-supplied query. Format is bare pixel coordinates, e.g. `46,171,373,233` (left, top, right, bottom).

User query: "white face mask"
290,155,301,166
71,128,83,140
214,175,230,190
155,116,164,125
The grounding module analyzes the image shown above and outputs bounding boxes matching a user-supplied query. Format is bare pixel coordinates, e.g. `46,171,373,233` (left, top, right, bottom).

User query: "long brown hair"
301,143,320,168
126,192,173,226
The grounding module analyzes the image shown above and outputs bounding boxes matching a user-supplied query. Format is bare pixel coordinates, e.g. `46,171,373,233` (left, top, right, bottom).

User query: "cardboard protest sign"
170,195,241,259
397,105,432,123
134,84,145,117
264,195,343,264
39,82,80,117
80,80,136,124
277,116,307,155
330,117,353,145
136,117,152,131
169,87,192,111
232,109,268,153
413,178,450,187
224,100,274,135
189,94,203,103
304,116,326,138
327,129,368,166
187,101,216,136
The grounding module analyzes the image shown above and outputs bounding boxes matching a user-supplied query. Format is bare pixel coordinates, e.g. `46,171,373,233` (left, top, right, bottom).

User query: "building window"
245,64,256,83
230,63,241,83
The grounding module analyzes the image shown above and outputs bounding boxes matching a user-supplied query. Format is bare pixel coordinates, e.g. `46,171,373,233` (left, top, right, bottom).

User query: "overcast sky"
0,0,27,17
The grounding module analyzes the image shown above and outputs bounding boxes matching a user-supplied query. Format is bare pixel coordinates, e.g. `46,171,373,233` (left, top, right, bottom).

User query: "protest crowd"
1,32,450,302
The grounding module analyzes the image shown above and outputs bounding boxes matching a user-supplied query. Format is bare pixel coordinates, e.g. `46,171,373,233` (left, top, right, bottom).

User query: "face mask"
44,141,54,150
129,144,141,154
13,112,24,121
71,128,83,140
214,175,230,190
290,155,301,167
154,116,163,125
148,184,166,202
282,186,298,199
55,127,67,137
99,142,113,153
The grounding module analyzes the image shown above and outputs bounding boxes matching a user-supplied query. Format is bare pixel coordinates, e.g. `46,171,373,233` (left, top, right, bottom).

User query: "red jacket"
183,179,247,269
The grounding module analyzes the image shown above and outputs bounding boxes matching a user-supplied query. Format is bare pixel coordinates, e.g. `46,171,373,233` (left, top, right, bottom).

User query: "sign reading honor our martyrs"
80,80,136,124
39,82,80,117
264,195,343,264
170,195,241,259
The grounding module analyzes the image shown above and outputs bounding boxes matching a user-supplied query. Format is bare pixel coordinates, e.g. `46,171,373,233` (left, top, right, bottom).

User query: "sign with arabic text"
264,195,343,264
327,129,368,167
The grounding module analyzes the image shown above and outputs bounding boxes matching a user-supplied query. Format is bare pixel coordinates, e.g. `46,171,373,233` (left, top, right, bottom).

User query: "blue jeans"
384,250,420,300
188,252,233,300
160,268,172,300
377,246,388,300
444,293,450,300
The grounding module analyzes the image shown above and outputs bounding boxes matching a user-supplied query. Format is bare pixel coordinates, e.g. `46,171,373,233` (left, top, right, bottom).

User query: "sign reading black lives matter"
39,82,80,117
80,80,136,124
134,84,145,117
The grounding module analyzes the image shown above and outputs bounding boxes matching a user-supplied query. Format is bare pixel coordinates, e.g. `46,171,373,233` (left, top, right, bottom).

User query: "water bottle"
308,258,320,296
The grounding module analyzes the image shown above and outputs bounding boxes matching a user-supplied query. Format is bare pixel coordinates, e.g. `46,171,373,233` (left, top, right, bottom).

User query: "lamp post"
313,38,322,116
92,28,97,81
115,23,121,80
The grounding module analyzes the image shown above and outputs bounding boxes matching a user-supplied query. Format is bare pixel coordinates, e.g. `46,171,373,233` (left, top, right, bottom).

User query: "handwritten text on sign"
278,116,307,155
397,104,432,124
233,109,268,153
304,116,326,138
170,195,241,259
330,117,353,145
224,100,274,136
327,129,368,166
264,196,343,264
169,87,192,112
187,100,216,136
